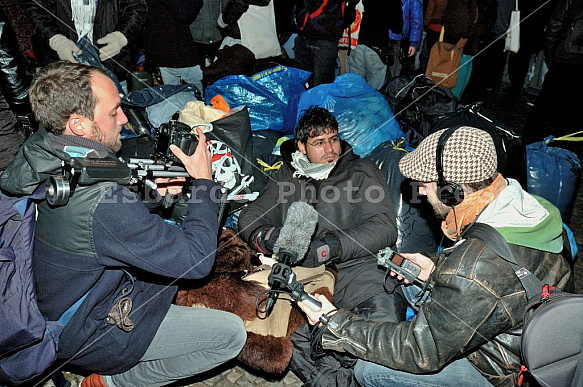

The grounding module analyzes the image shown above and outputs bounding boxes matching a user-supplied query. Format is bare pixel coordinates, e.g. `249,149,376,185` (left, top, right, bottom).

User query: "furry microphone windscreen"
273,201,319,264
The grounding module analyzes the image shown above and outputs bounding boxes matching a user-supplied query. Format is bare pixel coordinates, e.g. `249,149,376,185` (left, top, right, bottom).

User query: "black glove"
302,232,341,268
250,225,282,254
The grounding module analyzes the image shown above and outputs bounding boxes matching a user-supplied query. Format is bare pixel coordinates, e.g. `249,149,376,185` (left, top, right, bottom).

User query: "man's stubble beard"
428,196,451,219
91,122,122,153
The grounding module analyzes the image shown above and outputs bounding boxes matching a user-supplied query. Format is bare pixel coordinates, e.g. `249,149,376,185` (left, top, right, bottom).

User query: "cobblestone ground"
43,82,582,387
43,364,303,387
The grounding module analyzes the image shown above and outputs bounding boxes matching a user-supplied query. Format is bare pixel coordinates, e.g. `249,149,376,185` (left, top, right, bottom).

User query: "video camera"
153,120,199,165
47,156,131,206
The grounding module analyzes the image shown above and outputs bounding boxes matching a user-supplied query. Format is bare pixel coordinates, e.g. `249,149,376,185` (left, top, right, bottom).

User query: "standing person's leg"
159,67,181,85
523,63,581,144
294,35,314,76
345,45,368,79
420,29,440,74
364,46,388,90
354,357,493,387
386,40,402,79
310,39,340,85
507,50,532,91
105,305,246,387
178,65,204,96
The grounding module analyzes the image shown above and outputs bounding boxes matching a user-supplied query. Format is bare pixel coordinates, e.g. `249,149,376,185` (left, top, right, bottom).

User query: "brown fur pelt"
175,227,335,375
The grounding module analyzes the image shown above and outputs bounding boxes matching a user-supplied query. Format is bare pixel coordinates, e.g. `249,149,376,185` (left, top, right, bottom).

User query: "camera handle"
266,262,322,314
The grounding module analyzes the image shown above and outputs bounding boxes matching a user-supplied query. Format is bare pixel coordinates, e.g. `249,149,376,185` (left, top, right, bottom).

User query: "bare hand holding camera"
155,177,186,197
170,128,212,180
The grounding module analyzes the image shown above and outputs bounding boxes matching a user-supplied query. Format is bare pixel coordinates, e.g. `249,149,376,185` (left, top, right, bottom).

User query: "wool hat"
399,126,497,184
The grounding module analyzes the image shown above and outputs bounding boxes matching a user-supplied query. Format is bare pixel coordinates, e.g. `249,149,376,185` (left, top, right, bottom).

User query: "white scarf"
291,151,336,180
71,0,97,42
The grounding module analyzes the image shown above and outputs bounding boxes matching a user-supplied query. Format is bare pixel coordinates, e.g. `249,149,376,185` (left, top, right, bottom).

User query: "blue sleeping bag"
526,136,581,222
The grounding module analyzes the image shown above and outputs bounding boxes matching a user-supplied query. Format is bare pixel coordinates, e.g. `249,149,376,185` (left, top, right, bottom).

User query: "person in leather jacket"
0,6,33,173
299,126,573,387
238,107,407,386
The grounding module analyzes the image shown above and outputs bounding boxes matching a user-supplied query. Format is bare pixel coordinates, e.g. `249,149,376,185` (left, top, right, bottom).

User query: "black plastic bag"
382,74,458,137
204,106,267,212
431,102,527,188
366,141,442,253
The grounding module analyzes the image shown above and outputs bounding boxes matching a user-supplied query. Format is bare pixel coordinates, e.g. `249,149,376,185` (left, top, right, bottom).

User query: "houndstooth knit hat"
399,126,497,184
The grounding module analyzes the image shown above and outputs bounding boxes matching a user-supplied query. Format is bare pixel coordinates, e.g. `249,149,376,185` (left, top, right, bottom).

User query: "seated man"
0,61,246,387
298,126,574,387
238,106,406,385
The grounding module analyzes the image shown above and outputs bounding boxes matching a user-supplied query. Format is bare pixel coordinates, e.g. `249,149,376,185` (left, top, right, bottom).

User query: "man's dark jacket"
239,139,398,309
544,0,583,65
320,229,573,386
0,129,220,374
144,0,203,69
23,0,147,81
358,0,403,48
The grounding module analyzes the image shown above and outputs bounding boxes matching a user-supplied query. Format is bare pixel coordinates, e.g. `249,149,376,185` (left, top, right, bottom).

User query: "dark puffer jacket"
239,139,398,309
23,0,147,81
320,232,573,386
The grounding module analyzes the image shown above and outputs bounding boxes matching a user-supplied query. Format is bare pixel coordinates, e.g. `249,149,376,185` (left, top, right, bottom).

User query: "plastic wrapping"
526,137,581,222
366,141,441,253
205,65,310,134
297,73,410,157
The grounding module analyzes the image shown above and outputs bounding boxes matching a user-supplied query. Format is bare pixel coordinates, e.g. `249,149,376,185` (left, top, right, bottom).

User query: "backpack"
0,188,79,386
465,223,582,387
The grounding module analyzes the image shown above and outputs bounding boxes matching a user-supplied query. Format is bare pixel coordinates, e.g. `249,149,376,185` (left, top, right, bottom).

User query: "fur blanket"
175,227,335,375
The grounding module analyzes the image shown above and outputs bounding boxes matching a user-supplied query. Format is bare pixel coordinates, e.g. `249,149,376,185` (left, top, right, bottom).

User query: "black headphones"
435,126,465,206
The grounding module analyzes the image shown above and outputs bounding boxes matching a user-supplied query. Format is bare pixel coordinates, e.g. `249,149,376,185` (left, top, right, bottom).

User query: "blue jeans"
159,65,204,95
104,305,246,387
354,357,493,387
402,283,431,310
294,36,339,86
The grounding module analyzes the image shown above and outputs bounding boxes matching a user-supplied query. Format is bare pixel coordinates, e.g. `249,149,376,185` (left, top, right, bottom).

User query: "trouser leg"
107,305,246,387
354,357,493,387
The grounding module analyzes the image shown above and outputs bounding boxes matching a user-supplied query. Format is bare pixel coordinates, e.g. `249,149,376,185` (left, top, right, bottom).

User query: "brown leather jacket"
321,237,573,387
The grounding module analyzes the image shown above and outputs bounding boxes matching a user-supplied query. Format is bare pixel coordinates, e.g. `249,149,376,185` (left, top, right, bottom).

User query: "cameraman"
0,61,246,387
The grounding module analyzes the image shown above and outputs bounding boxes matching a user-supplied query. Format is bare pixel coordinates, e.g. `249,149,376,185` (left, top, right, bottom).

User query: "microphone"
265,202,319,313
273,201,319,264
